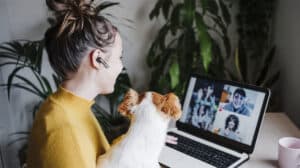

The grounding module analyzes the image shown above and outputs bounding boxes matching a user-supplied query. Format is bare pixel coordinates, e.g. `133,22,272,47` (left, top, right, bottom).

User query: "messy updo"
45,0,118,79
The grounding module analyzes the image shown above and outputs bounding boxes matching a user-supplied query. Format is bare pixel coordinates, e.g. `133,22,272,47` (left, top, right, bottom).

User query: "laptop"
159,74,271,168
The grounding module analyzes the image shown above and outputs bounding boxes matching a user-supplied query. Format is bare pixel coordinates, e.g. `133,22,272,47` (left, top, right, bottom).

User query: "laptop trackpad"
159,146,216,168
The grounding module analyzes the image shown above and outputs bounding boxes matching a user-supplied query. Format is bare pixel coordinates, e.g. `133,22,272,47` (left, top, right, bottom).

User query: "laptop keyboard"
166,132,240,168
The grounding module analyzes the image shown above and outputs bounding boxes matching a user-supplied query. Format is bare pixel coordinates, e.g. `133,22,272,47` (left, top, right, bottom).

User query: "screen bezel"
176,73,271,154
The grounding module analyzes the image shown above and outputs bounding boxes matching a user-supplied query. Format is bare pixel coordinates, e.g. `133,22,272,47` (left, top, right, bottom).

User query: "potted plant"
147,0,233,98
226,0,280,111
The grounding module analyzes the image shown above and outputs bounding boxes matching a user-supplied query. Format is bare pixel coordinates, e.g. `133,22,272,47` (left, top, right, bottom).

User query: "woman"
219,114,241,142
25,0,123,167
26,0,176,167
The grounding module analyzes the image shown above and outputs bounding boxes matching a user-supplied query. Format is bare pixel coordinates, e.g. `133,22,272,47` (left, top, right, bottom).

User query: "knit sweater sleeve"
41,125,95,168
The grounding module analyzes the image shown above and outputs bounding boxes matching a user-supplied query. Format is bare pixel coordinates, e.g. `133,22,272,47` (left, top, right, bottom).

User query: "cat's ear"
161,93,182,120
118,89,139,116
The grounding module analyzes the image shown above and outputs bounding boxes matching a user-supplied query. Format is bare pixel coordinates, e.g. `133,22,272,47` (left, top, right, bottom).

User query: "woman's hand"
166,135,178,145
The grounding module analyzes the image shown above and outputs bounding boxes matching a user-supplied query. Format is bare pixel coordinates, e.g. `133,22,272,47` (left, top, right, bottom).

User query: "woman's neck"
62,78,99,101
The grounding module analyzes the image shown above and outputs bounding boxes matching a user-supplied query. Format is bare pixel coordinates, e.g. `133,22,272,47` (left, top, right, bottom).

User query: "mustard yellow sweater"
27,86,110,168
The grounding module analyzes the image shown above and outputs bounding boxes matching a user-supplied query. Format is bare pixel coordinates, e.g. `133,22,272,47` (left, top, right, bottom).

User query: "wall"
274,0,300,127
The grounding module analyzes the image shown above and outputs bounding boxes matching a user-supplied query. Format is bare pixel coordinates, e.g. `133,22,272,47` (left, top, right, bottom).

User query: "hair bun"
46,0,95,15
46,0,97,36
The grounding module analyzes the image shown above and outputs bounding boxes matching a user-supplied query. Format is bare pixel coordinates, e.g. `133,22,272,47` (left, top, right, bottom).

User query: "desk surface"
162,113,300,168
241,113,300,168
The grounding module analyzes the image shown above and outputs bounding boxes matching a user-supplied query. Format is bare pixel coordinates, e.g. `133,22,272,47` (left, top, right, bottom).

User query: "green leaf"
183,0,196,26
206,0,218,15
195,13,212,72
223,35,231,58
52,74,62,88
237,45,248,82
149,0,163,20
219,0,231,25
1,83,43,99
7,137,28,146
41,76,53,95
170,4,184,34
147,42,159,67
200,0,208,14
9,131,30,136
0,62,25,68
0,52,19,60
6,66,26,100
162,0,172,20
31,69,46,93
234,48,242,81
0,44,18,53
169,61,180,89
15,75,46,99
158,25,170,50
35,40,44,73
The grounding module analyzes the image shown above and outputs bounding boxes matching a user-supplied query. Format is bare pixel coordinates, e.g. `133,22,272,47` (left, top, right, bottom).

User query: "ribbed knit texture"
27,86,110,168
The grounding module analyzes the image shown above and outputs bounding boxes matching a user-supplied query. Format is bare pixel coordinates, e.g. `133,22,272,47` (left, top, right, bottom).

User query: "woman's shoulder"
32,96,75,134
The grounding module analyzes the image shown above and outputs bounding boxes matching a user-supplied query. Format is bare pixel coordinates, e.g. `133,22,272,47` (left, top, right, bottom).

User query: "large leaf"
6,66,27,100
31,69,46,93
41,76,53,96
52,74,62,88
158,25,170,50
15,75,46,98
195,13,212,72
223,35,231,58
147,42,159,67
183,0,196,26
170,3,184,34
0,62,25,68
234,48,242,81
1,83,43,99
169,61,180,89
35,40,44,73
162,0,172,20
236,45,248,82
149,0,163,20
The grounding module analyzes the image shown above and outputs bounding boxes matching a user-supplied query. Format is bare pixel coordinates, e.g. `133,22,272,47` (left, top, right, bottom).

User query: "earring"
96,57,110,68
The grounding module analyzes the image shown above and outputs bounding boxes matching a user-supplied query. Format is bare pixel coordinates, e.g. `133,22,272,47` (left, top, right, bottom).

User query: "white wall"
274,0,300,127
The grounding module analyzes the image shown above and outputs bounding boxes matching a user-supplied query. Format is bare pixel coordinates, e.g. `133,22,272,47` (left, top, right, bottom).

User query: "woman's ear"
90,49,103,69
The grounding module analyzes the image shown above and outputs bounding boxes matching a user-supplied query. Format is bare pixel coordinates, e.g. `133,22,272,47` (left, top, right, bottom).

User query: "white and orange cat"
97,89,182,168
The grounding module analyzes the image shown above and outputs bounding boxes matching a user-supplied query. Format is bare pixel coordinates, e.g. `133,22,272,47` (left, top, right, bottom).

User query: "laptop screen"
179,76,268,146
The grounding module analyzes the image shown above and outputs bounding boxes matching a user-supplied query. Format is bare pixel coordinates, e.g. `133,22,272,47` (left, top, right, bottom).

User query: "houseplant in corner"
147,0,233,98
226,0,280,111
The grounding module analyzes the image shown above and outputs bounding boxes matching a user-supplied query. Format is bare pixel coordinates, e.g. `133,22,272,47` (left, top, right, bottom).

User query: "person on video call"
223,88,250,116
191,105,212,130
219,114,241,142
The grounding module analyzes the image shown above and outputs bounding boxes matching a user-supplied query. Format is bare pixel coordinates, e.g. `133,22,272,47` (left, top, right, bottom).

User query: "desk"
162,113,300,168
241,113,300,168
